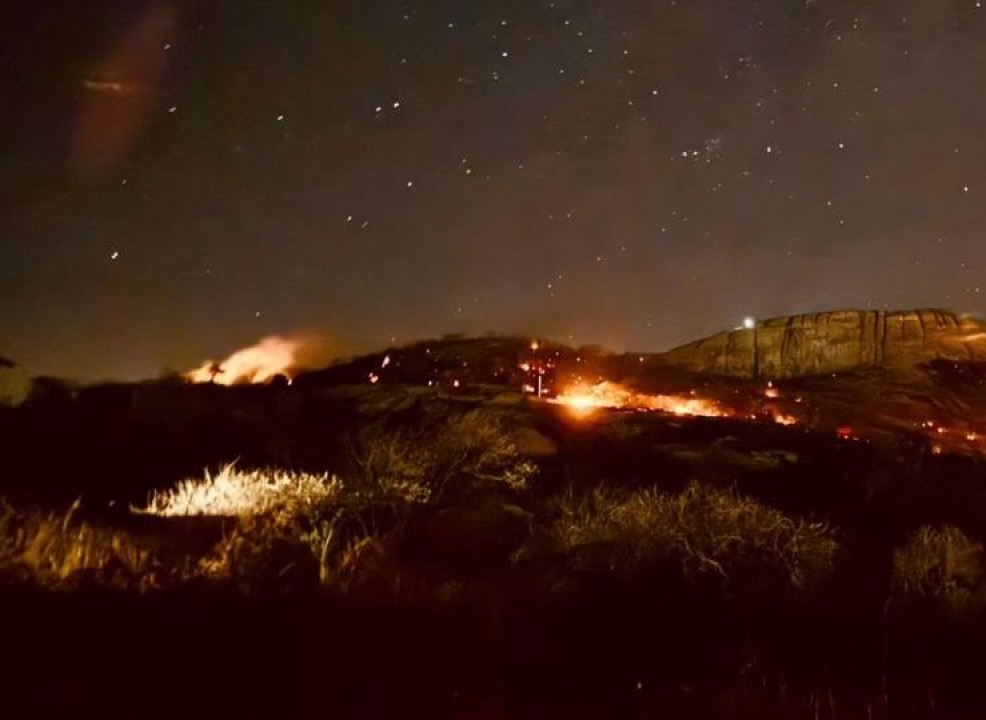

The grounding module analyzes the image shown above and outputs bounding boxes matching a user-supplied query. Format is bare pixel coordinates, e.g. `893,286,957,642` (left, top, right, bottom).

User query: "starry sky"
3,0,986,381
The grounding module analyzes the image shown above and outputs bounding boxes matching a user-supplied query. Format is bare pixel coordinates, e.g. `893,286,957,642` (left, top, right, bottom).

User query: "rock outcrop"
659,309,986,379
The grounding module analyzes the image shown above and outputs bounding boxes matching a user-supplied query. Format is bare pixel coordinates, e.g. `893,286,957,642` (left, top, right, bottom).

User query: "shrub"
0,498,159,587
196,512,323,590
349,410,536,504
2,408,541,592
347,430,436,506
554,482,840,594
139,464,343,519
139,465,351,586
893,525,984,605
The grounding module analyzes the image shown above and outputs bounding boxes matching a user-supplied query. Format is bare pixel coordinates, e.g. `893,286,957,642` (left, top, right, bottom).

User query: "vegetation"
6,378,986,716
893,524,985,608
0,498,159,587
141,465,344,518
0,410,538,591
554,482,840,594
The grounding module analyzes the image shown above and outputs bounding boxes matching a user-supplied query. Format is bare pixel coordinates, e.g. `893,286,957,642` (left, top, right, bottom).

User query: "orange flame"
186,335,300,385
551,382,725,418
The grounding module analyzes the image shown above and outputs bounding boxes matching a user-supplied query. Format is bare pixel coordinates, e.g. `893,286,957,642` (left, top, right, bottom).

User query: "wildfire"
186,335,300,385
551,382,725,418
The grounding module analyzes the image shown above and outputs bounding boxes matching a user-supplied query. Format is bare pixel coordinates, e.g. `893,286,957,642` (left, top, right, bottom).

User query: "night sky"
3,1,986,380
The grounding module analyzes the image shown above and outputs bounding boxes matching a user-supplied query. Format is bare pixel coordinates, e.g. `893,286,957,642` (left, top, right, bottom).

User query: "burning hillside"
176,323,986,459
185,335,301,385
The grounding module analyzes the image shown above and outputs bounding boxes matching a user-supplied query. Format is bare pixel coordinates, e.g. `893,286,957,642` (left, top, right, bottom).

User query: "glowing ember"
186,335,300,385
836,426,856,440
773,413,798,426
551,382,725,418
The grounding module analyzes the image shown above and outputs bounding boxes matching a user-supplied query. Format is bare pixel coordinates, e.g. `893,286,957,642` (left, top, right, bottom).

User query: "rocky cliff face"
659,309,986,379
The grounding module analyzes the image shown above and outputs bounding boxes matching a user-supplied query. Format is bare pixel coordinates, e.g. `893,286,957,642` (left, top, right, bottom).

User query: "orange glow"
186,335,300,385
551,382,725,418
773,413,798,426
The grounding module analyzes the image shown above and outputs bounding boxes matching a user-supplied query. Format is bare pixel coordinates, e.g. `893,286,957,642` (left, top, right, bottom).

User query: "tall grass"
0,413,539,590
0,498,158,586
138,465,355,587
893,524,984,605
554,482,840,593
138,464,343,518
348,410,537,503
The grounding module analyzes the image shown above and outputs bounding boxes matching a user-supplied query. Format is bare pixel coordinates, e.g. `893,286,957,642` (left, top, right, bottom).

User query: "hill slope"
659,309,986,379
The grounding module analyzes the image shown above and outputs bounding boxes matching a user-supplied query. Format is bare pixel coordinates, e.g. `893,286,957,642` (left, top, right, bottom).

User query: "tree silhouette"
208,362,224,383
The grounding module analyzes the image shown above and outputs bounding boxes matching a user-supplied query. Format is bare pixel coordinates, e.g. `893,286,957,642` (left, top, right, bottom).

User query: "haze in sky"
3,0,985,379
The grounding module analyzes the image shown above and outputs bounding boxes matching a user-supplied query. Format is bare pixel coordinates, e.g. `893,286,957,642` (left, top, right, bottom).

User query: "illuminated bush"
0,498,158,587
554,482,840,593
137,466,355,587
139,464,343,518
0,409,539,590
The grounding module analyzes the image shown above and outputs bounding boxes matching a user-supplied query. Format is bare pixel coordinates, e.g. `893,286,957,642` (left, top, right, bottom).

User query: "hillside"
6,311,986,716
659,309,986,379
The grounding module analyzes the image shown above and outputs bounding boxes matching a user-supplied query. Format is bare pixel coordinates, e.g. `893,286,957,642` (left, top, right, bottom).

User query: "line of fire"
181,333,986,458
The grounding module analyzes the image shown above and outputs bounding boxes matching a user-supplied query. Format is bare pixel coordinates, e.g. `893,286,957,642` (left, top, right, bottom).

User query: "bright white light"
743,317,756,329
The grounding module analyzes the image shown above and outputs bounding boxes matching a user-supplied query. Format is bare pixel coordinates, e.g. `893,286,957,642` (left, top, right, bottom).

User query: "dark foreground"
4,376,986,718
5,579,986,719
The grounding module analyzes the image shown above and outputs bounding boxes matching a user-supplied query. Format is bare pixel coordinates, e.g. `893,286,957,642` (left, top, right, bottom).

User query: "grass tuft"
138,464,343,518
554,482,840,593
893,524,984,604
